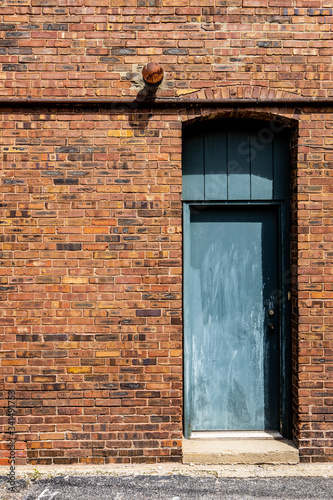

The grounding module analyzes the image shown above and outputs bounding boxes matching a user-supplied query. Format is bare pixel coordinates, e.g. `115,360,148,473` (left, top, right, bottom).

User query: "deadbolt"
268,309,275,316
267,323,275,332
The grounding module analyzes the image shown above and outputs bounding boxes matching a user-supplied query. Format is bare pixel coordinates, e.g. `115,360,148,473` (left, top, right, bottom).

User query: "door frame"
183,200,292,439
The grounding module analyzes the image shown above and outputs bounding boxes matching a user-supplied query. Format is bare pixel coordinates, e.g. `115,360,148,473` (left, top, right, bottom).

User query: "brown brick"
1,0,332,466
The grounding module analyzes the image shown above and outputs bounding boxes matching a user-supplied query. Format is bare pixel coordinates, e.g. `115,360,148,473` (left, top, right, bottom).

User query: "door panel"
227,132,251,200
184,206,280,436
250,133,273,200
205,131,228,201
182,131,204,200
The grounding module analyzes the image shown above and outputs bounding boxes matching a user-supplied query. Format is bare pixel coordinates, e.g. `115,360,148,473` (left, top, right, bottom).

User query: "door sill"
182,435,299,465
189,431,283,440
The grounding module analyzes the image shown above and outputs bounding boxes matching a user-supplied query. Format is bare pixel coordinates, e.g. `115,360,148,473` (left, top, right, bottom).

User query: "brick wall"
293,112,333,463
0,0,332,463
0,108,183,464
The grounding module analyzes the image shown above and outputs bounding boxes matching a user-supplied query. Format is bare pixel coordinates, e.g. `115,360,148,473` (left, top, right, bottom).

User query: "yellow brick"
66,367,92,374
59,342,79,349
63,277,89,284
108,129,134,137
96,351,120,357
93,252,118,259
176,88,200,96
170,350,182,357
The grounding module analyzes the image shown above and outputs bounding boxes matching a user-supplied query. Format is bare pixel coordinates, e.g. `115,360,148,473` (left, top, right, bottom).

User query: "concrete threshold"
4,462,333,479
182,436,299,465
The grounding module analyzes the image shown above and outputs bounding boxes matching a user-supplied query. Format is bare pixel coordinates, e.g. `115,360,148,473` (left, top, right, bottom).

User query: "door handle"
267,323,275,332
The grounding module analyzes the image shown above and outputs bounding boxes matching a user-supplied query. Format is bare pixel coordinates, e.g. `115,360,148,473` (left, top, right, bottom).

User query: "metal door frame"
183,200,292,439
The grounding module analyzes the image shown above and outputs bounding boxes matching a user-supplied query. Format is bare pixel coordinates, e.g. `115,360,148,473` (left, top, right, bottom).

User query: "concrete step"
182,437,299,465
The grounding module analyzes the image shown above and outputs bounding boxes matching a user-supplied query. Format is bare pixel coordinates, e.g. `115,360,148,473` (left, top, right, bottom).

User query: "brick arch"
178,86,301,126
180,107,299,132
181,108,299,128
179,85,301,102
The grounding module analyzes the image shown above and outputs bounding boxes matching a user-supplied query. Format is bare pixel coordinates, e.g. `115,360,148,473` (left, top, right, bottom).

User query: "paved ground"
1,463,333,500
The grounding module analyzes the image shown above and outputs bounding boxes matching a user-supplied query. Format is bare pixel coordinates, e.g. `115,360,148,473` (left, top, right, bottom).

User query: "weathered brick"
0,0,332,467
2,63,27,71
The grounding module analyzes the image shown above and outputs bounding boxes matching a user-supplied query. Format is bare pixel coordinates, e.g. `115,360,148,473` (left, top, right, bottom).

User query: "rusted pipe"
0,98,331,108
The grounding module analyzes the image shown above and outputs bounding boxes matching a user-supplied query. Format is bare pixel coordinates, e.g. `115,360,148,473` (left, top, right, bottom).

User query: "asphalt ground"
1,464,333,500
1,474,333,500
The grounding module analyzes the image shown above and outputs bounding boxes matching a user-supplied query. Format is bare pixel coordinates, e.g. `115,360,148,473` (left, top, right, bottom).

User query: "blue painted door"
184,206,280,436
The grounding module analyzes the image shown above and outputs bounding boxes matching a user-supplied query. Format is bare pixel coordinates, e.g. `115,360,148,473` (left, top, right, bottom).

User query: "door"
184,205,280,437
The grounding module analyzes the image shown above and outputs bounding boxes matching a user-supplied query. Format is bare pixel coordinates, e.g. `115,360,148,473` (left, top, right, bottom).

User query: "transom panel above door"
182,118,290,202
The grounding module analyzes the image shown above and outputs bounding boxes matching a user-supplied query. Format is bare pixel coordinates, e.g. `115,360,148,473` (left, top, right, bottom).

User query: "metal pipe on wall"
0,98,332,108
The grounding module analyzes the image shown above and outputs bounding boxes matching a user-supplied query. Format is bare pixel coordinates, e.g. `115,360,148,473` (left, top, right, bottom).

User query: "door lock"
268,309,274,316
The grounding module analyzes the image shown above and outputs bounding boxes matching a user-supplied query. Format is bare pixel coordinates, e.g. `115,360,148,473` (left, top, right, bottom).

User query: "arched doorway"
183,118,292,439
